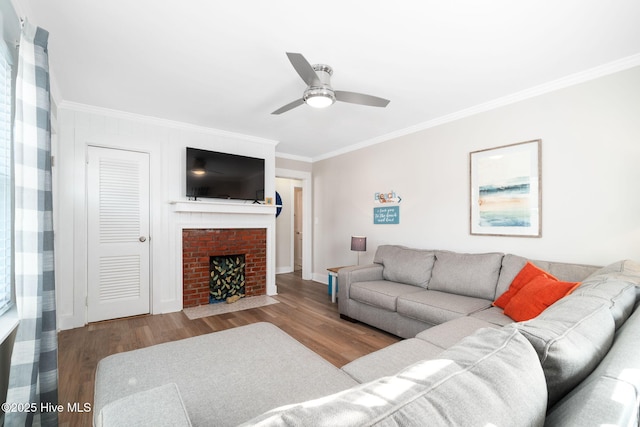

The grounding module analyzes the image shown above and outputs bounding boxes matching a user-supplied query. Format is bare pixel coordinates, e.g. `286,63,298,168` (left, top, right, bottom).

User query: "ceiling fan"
271,52,390,115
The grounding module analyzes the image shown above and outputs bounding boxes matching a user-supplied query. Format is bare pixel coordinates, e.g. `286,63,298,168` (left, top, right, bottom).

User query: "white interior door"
87,146,150,322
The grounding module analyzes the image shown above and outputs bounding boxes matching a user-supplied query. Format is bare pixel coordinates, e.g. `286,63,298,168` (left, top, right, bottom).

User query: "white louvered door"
87,146,150,322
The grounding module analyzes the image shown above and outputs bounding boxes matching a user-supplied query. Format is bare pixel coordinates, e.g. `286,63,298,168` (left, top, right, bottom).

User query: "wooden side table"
327,266,351,303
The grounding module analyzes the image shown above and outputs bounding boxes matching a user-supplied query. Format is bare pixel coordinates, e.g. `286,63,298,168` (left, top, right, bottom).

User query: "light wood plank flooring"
58,272,400,427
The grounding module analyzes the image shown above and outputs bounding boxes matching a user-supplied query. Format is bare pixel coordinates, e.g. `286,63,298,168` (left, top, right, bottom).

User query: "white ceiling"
13,0,640,161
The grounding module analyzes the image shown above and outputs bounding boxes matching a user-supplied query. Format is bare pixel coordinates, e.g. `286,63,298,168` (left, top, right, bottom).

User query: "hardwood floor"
57,272,400,427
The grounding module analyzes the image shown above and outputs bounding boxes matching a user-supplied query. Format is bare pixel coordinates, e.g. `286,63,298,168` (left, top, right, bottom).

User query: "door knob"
139,236,147,242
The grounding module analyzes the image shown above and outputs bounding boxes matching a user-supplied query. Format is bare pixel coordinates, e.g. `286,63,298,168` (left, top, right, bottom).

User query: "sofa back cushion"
546,305,640,426
585,259,640,284
512,296,615,406
495,254,598,300
243,327,547,427
571,278,637,329
373,245,435,288
539,261,599,283
503,276,579,322
494,254,529,298
428,251,503,300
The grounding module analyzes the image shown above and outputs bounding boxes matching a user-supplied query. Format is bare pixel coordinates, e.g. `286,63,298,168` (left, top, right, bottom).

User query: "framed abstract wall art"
470,139,541,237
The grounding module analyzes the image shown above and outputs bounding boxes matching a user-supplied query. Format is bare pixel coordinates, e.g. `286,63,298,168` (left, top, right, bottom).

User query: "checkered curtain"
5,21,58,427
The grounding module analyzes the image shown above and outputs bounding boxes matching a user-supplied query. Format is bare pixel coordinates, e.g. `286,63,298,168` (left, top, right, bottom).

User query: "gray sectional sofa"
337,245,600,338
93,245,640,426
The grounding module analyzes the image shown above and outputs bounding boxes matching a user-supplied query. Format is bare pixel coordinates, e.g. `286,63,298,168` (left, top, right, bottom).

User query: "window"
0,40,12,316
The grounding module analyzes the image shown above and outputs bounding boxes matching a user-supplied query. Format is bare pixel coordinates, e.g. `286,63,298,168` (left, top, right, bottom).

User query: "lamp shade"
350,236,367,252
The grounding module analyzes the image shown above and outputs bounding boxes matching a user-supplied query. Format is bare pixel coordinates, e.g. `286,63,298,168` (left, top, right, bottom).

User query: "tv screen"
186,147,265,201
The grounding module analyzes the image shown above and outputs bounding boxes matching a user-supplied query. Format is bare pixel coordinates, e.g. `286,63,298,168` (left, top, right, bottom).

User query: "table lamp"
351,236,367,265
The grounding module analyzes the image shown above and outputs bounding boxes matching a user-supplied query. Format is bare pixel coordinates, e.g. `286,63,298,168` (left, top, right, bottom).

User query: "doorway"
86,146,151,322
275,169,312,280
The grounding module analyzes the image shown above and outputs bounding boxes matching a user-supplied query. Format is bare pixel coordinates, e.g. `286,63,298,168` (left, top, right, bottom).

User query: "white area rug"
183,295,279,320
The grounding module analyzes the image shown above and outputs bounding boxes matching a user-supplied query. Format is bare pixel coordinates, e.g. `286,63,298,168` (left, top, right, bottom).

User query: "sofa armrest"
338,264,384,302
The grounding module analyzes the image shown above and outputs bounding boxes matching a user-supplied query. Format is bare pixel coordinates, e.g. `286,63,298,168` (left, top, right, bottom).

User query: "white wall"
276,157,313,173
54,105,278,330
53,66,640,326
311,66,640,281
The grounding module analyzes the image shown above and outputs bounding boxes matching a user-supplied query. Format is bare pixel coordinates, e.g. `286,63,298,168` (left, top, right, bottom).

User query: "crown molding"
275,152,313,163
313,54,640,162
57,100,280,147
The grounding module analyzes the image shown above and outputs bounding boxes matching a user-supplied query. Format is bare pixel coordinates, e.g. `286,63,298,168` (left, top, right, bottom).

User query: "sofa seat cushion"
350,280,423,311
544,376,638,427
243,327,547,427
470,306,513,326
415,316,498,349
341,338,444,383
511,296,615,407
374,245,436,288
576,305,640,398
97,383,192,427
429,251,504,300
94,322,358,427
587,305,640,394
397,290,491,325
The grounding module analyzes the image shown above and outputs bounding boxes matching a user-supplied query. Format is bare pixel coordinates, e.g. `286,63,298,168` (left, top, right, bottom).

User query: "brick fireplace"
182,228,267,308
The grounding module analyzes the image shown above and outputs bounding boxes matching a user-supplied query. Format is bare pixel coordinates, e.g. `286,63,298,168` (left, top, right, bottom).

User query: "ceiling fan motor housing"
303,64,335,107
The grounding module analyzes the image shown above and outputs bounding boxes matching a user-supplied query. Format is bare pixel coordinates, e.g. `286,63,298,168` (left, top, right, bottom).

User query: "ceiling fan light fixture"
191,158,206,175
304,88,335,108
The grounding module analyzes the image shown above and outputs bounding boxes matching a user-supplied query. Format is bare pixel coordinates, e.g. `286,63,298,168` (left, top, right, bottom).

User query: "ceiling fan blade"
271,98,305,115
335,91,390,108
286,52,321,87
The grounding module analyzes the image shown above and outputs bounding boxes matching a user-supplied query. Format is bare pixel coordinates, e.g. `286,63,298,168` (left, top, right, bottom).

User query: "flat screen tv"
186,147,265,202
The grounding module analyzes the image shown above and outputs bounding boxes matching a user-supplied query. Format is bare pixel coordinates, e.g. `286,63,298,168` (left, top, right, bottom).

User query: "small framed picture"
470,139,541,237
265,197,274,205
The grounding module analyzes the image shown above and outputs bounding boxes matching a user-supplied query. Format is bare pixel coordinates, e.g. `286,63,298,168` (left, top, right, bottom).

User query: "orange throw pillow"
503,276,580,322
493,262,557,309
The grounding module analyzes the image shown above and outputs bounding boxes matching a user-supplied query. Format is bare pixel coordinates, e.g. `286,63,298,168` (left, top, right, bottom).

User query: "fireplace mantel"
171,200,276,215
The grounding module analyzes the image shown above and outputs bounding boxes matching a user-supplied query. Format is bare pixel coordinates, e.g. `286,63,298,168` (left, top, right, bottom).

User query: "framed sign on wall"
374,205,400,224
470,139,541,237
373,190,401,224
